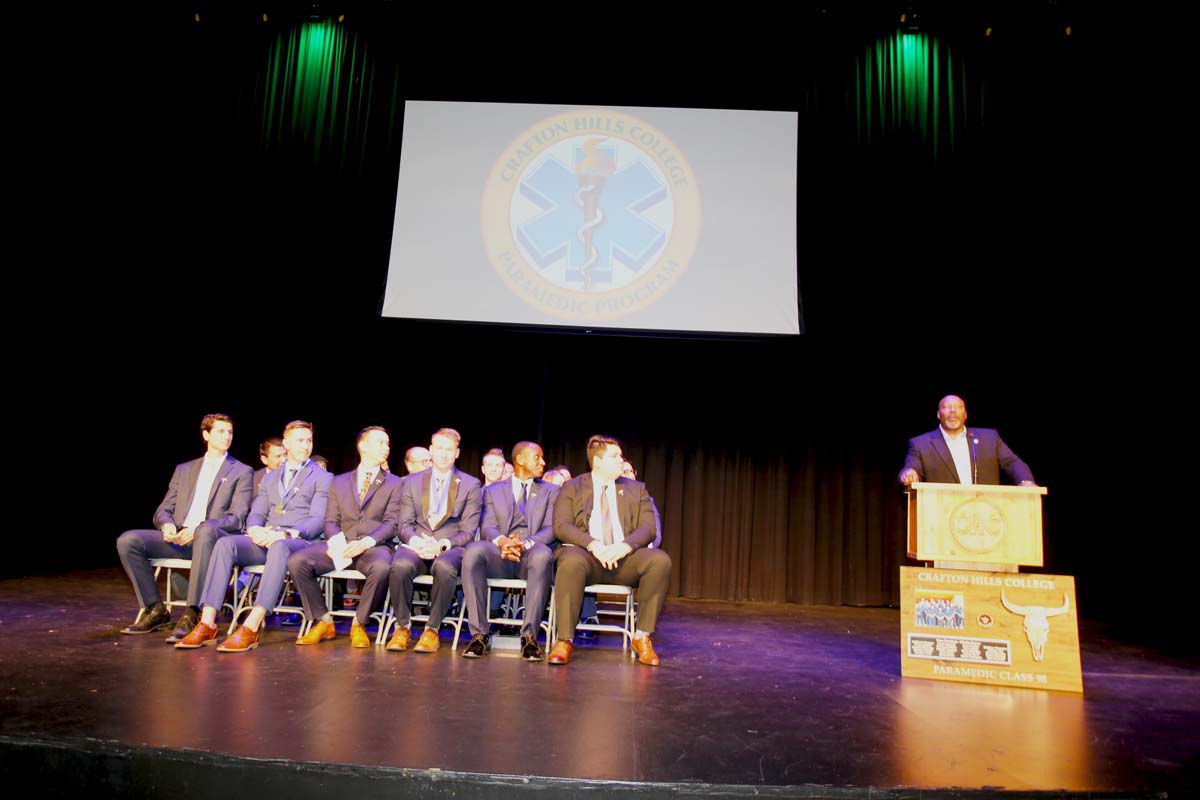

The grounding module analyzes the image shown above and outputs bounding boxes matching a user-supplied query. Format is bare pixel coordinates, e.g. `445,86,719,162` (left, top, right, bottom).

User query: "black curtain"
20,6,1167,631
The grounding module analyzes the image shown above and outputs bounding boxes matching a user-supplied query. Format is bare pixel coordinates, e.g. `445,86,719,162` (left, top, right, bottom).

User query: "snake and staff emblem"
574,138,617,290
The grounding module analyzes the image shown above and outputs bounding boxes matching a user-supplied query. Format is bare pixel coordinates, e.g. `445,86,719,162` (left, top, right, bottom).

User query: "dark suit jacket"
152,454,253,533
903,427,1034,485
246,461,333,539
324,469,405,544
553,473,657,551
398,467,482,549
481,478,560,548
253,467,267,500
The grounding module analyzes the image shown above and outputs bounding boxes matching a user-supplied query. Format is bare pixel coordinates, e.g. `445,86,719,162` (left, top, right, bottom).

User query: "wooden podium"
906,482,1047,566
900,482,1083,693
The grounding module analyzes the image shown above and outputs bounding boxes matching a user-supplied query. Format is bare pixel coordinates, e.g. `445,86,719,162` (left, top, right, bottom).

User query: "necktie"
284,468,297,492
359,473,372,504
432,476,448,517
518,481,529,517
600,485,613,546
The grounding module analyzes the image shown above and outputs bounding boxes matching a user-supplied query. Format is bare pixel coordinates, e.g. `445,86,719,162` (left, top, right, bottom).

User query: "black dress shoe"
122,604,172,635
462,634,490,658
279,613,303,627
520,634,544,662
578,615,599,640
165,610,198,643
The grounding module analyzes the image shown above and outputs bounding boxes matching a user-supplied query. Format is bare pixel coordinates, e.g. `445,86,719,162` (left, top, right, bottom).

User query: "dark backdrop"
15,4,1169,642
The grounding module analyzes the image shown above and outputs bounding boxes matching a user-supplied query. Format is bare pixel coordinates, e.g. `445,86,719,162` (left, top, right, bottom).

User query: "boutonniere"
618,489,625,496
530,492,537,499
454,478,460,485
220,477,228,483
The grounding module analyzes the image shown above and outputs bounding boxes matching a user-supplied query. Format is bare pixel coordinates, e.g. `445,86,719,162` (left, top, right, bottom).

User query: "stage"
0,569,1194,798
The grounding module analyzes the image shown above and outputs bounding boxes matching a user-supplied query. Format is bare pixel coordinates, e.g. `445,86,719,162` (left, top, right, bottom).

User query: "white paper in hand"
325,532,353,571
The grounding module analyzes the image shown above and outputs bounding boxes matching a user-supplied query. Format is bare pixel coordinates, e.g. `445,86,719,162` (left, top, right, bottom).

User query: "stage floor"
0,569,1195,797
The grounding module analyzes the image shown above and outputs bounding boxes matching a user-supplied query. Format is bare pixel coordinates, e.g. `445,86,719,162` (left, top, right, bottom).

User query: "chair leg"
628,592,638,652
229,570,259,635
450,585,467,652
373,590,393,646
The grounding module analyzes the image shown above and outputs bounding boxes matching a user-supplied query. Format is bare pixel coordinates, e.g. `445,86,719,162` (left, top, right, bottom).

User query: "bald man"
404,446,432,476
899,395,1035,487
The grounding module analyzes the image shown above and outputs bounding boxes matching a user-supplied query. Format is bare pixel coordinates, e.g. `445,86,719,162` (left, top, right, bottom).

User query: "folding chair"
549,583,637,655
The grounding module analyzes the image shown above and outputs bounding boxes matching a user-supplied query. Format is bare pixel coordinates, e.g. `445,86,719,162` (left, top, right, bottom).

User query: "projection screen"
382,100,800,335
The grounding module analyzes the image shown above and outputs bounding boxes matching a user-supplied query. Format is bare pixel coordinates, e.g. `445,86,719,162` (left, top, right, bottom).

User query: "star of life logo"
482,109,700,323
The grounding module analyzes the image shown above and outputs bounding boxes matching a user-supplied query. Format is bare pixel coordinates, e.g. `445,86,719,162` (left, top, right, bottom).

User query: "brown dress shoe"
217,624,260,653
350,621,372,648
547,639,573,665
296,619,336,645
413,628,440,653
174,620,218,649
631,635,661,666
385,626,412,651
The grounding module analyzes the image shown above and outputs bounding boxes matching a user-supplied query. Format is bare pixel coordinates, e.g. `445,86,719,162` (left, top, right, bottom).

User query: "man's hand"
412,534,440,560
899,468,920,486
500,537,524,562
343,539,372,559
589,541,632,569
249,526,282,548
161,523,178,543
175,527,195,546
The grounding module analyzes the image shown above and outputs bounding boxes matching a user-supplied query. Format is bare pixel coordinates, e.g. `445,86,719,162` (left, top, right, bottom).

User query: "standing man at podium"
899,395,1036,486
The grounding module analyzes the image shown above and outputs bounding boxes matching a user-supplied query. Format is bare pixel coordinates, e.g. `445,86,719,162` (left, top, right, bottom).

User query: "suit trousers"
287,543,392,626
552,546,671,641
116,522,228,609
461,540,554,638
200,534,310,614
387,546,464,630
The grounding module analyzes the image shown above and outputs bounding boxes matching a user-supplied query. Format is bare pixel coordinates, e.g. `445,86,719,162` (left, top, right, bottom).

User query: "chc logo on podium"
949,498,1006,554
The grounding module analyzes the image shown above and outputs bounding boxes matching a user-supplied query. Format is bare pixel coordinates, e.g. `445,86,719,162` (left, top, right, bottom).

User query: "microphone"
969,429,979,484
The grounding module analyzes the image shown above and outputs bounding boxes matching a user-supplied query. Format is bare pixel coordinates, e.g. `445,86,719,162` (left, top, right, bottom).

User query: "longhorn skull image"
1000,591,1070,662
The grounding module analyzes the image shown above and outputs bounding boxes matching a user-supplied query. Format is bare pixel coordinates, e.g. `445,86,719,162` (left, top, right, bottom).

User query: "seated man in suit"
549,435,671,666
460,441,559,661
288,426,403,648
116,413,253,640
385,427,482,653
898,395,1036,487
480,448,505,487
253,437,287,499
176,420,332,653
572,458,664,636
